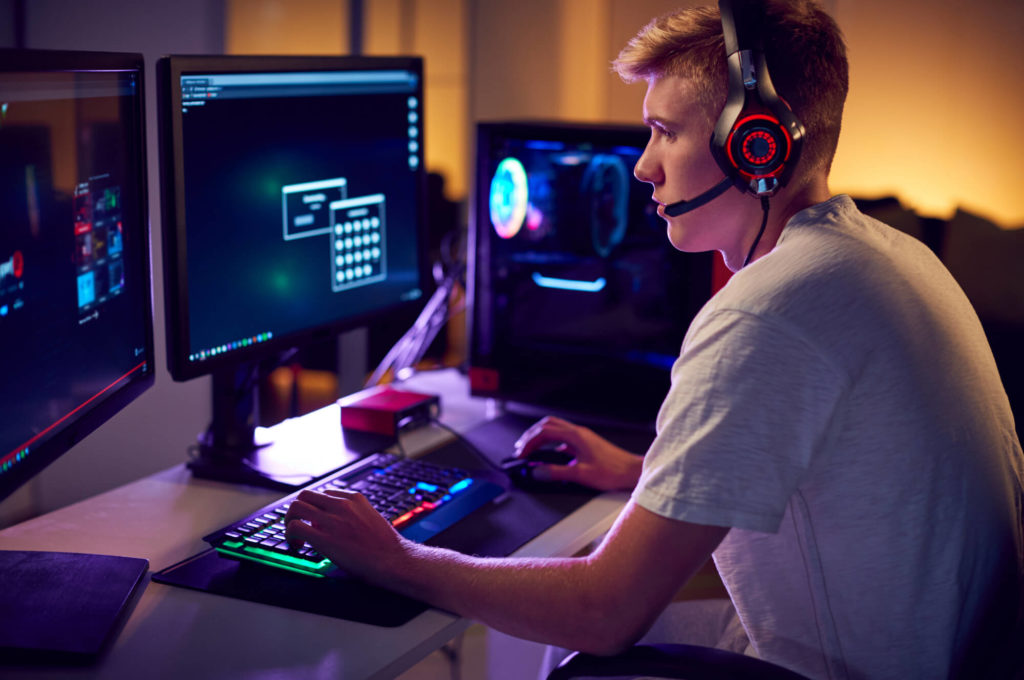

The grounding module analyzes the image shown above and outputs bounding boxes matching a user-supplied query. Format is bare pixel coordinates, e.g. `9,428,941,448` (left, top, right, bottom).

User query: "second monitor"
157,55,429,487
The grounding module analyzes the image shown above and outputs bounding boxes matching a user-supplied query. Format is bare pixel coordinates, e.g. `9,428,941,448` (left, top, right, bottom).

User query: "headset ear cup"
711,0,805,197
727,114,791,178
711,104,796,194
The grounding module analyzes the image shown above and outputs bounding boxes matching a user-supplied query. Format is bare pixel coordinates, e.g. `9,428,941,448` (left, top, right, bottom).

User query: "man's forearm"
364,500,727,655
374,543,645,654
285,494,725,655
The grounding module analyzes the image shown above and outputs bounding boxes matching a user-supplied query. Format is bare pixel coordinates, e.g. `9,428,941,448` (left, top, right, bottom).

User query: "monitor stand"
186,363,379,490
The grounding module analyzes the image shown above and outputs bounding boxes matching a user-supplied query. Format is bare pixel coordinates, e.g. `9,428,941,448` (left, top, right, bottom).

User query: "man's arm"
285,491,728,654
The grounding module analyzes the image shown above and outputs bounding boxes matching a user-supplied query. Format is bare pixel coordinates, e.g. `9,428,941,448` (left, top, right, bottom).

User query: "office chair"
546,643,812,680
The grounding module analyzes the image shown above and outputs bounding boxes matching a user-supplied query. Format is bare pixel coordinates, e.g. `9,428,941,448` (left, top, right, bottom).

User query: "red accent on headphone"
724,113,793,182
742,130,776,164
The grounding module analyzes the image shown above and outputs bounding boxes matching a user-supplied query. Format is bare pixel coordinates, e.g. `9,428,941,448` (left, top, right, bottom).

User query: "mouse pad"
153,416,603,627
424,416,600,558
437,411,655,557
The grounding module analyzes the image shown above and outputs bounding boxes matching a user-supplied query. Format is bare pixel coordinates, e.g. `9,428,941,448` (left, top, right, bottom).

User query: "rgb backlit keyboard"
206,452,505,577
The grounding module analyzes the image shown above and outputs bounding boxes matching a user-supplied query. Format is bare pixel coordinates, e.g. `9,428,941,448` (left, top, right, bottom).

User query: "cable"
366,250,466,387
392,431,409,459
743,196,771,268
440,632,464,680
366,277,454,386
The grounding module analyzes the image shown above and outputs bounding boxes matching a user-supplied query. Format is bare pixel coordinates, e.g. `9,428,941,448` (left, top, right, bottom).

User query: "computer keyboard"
205,452,506,578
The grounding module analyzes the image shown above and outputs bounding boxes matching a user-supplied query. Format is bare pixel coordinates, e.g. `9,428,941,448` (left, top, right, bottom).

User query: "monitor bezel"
0,48,155,503
156,54,430,383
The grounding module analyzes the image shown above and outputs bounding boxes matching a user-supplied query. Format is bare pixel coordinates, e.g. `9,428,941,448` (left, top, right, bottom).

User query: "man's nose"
634,148,660,185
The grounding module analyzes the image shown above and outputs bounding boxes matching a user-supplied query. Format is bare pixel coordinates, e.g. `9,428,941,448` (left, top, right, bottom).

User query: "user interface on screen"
0,65,152,490
169,65,424,374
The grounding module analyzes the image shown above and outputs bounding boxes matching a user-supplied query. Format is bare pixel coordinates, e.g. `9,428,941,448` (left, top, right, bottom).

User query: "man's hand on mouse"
513,416,644,491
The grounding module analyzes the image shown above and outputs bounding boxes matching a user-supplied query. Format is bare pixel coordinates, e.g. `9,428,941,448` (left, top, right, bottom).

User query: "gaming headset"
663,0,806,247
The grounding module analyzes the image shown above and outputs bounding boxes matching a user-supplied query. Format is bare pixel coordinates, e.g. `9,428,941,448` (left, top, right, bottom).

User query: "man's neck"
734,174,831,269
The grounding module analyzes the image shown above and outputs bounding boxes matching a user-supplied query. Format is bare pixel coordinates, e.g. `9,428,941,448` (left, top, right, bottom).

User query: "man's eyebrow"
643,116,672,131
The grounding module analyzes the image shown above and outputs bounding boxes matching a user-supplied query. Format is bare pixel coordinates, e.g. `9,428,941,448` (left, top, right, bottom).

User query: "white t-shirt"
633,195,1024,679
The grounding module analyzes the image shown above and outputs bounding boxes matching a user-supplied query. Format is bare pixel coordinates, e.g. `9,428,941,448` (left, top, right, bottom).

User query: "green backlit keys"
213,500,336,577
215,542,334,577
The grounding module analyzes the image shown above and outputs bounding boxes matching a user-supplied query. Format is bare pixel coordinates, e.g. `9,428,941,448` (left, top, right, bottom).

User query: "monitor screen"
468,122,713,428
157,55,429,487
158,55,428,383
0,49,154,503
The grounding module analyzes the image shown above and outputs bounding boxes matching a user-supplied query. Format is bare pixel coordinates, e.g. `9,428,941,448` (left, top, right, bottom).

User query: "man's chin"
666,225,702,253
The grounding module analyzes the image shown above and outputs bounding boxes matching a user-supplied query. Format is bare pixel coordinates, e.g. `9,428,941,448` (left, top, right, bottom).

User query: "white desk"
0,370,628,679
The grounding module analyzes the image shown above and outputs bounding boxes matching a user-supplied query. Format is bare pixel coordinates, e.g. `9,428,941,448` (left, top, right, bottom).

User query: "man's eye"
647,123,676,142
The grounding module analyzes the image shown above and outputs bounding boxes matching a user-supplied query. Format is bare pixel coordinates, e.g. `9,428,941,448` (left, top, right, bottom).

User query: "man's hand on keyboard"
284,488,408,578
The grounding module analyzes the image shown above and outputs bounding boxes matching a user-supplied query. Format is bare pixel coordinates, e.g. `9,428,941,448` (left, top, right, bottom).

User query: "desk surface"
0,370,627,679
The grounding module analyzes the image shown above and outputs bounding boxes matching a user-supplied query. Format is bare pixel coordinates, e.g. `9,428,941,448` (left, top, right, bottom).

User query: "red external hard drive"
338,385,441,435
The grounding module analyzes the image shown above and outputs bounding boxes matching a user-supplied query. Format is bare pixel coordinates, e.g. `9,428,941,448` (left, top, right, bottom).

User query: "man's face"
635,74,761,264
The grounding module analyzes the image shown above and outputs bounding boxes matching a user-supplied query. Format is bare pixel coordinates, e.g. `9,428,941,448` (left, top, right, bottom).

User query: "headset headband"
710,0,805,198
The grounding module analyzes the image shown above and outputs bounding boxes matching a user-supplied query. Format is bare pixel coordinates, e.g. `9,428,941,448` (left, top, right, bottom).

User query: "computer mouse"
500,445,574,490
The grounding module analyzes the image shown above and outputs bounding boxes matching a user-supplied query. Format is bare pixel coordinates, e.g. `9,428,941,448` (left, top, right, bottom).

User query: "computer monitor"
0,47,153,664
156,55,429,488
468,121,713,429
0,48,155,505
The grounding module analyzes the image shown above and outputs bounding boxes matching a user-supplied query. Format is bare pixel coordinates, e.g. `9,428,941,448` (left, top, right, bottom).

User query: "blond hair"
614,0,848,176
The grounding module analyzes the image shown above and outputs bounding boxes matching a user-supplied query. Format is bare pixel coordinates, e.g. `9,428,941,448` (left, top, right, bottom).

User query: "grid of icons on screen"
329,194,386,292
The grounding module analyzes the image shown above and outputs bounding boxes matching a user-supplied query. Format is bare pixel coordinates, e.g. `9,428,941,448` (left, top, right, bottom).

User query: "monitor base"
186,446,304,491
185,363,319,491
186,364,392,491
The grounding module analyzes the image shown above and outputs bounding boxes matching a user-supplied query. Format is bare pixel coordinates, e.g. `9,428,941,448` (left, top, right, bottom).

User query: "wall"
829,0,1023,227
0,0,223,527
226,0,350,55
363,0,470,201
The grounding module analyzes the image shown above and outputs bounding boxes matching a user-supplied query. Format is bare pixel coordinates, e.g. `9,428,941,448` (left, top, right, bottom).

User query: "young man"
286,1,1024,677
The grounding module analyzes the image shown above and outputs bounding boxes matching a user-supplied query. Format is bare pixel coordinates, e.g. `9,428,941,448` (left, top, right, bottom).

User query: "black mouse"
500,445,574,490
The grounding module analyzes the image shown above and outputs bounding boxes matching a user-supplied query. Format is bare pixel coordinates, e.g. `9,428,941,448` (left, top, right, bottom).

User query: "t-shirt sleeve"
633,308,849,533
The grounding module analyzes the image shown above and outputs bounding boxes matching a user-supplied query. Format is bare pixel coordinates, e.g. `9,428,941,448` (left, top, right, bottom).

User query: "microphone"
663,176,733,217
